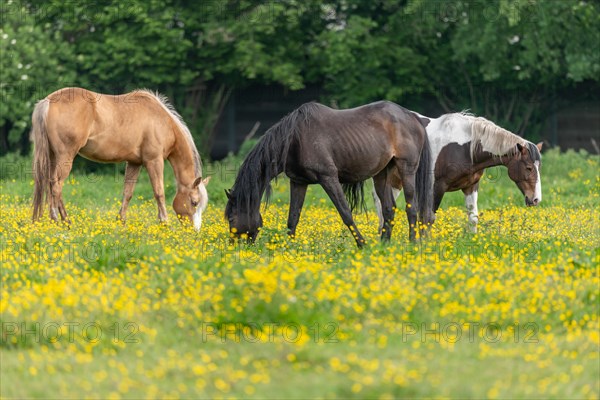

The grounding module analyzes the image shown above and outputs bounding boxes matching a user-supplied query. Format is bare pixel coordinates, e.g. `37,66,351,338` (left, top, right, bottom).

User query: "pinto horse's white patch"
534,161,542,204
423,114,472,171
373,187,402,233
464,190,479,233
392,187,401,202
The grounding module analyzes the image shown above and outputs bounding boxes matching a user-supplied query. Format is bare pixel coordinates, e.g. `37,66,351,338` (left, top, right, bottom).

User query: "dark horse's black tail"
343,182,367,213
415,127,434,225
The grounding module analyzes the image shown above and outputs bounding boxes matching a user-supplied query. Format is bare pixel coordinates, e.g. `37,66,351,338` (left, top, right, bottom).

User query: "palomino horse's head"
224,189,263,243
173,176,210,231
506,142,543,206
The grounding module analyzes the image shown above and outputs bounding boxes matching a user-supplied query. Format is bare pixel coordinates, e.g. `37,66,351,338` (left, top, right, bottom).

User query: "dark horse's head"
224,104,306,243
505,142,543,206
224,189,263,242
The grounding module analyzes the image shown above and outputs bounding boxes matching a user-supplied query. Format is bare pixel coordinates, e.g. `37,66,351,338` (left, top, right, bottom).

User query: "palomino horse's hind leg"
319,176,366,248
373,172,395,241
49,157,74,224
118,162,142,222
287,181,307,237
144,158,169,223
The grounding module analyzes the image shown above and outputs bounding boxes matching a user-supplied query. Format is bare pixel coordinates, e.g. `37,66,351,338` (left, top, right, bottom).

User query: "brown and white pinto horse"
31,87,209,230
374,112,542,233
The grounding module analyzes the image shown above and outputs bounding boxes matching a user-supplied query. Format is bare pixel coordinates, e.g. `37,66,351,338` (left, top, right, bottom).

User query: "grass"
1,148,599,399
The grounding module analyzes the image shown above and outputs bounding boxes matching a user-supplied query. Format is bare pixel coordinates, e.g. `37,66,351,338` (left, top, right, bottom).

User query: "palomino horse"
373,111,542,233
31,87,209,230
225,101,434,247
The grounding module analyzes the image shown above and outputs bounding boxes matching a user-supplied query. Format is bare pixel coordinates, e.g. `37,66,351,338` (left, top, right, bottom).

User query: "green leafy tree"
406,0,600,136
28,0,328,153
310,1,428,107
33,0,195,92
1,0,598,155
0,2,75,154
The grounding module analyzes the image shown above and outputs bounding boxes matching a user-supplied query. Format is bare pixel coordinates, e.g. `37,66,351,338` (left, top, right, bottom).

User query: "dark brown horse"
225,101,434,247
373,111,543,233
31,87,209,230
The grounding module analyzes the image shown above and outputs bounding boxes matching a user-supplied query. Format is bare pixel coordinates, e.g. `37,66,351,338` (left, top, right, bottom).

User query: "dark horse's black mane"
225,102,322,217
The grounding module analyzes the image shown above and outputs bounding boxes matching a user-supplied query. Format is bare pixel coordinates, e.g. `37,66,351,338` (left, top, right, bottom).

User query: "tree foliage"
0,2,75,153
1,0,598,155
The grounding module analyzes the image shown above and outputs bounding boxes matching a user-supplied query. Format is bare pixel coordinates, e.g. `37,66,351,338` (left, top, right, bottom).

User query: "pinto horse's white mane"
441,112,527,161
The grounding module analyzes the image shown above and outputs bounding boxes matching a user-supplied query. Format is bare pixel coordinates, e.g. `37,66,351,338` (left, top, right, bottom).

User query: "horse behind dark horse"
373,111,543,233
225,100,434,247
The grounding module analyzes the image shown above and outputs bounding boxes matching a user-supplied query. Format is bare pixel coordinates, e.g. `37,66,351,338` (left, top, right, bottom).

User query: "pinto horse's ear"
202,176,211,185
192,177,202,188
516,143,526,155
536,142,543,152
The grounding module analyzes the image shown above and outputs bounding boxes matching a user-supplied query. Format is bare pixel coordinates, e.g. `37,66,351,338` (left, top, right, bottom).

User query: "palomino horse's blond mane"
136,89,202,178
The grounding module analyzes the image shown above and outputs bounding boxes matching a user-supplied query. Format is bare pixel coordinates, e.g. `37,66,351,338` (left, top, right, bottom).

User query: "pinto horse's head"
506,142,543,206
173,176,210,231
224,189,263,243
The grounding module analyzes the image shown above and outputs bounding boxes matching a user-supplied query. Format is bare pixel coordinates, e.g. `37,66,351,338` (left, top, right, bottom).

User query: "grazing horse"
225,101,434,247
373,111,543,233
31,87,209,230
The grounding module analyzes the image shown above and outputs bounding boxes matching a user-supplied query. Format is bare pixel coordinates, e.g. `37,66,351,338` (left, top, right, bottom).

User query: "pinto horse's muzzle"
525,196,540,207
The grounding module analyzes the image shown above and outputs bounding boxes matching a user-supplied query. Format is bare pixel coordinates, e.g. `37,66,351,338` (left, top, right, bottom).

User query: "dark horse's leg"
319,176,366,248
287,181,307,237
373,170,395,241
394,159,419,241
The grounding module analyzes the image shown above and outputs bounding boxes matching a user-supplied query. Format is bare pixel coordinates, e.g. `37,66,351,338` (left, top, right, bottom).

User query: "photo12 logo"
1,321,140,345
401,321,539,344
200,322,339,344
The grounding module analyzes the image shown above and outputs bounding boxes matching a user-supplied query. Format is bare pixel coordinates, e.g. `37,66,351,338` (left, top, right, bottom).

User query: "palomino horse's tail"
415,128,434,226
31,99,51,221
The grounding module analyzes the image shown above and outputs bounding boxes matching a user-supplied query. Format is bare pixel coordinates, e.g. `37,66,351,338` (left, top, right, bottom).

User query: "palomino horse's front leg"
118,162,142,222
462,183,480,233
319,176,366,248
287,181,307,237
145,158,169,223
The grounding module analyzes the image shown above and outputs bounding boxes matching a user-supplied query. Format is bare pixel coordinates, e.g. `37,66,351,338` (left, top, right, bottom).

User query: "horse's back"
298,100,425,155
46,87,165,121
287,100,426,182
43,88,174,162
